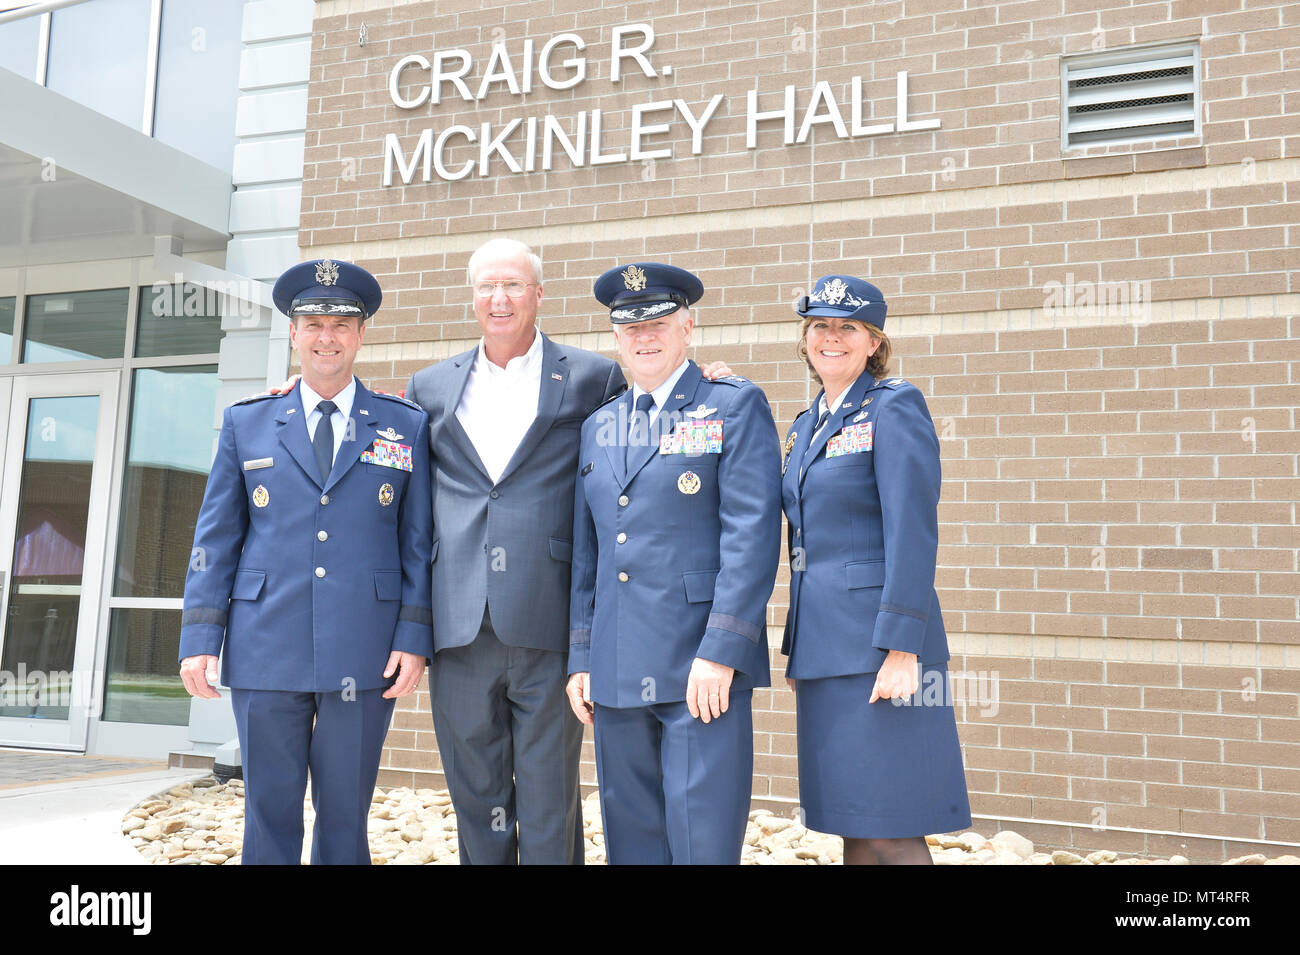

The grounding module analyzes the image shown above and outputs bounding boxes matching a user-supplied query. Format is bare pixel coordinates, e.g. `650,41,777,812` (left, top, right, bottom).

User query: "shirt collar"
300,376,356,421
476,326,543,375
632,358,691,409
817,384,851,420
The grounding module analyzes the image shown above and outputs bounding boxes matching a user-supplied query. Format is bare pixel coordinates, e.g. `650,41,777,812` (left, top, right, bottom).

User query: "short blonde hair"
796,317,892,384
466,238,543,285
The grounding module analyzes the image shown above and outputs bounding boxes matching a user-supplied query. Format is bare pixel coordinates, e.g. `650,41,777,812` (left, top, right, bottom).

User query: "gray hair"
466,238,543,285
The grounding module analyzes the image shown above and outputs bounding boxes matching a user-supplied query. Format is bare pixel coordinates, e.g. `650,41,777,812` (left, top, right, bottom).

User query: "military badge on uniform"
852,409,871,423
677,471,701,495
622,264,648,291
378,483,394,506
252,485,269,508
376,427,404,441
659,419,723,455
685,404,717,419
825,421,873,457
243,457,274,471
361,438,413,472
316,259,340,286
782,430,797,474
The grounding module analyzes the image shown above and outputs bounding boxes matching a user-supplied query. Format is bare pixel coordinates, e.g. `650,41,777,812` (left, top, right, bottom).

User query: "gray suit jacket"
406,332,626,654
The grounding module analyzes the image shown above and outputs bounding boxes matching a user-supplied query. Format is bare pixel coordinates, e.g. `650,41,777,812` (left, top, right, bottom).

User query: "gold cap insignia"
252,485,269,508
622,265,647,291
677,471,701,495
316,259,340,287
378,483,394,506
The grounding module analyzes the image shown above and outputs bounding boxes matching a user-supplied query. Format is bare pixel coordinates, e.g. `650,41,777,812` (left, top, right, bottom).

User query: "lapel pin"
359,409,370,416
552,372,564,381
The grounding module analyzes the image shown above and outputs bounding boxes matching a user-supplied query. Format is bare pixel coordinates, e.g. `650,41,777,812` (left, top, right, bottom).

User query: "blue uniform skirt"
795,664,972,839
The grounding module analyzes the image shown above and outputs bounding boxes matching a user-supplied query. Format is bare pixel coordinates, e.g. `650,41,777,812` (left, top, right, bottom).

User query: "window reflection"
0,396,100,720
102,609,188,726
46,0,151,130
114,365,218,597
153,0,243,171
0,297,14,364
22,288,129,363
136,283,222,358
0,16,40,83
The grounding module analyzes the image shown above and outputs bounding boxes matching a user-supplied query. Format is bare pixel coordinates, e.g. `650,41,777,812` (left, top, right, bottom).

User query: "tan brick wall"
308,0,1300,859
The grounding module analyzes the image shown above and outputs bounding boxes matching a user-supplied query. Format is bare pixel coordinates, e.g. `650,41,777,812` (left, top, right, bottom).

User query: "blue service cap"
593,262,704,324
272,259,382,321
797,275,887,329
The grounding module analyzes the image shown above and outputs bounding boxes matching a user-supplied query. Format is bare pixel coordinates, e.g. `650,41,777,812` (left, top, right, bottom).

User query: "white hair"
466,238,543,285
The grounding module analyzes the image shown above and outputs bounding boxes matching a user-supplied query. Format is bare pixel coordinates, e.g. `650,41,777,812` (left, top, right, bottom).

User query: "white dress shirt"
300,376,356,467
456,327,544,484
631,358,691,431
810,384,850,443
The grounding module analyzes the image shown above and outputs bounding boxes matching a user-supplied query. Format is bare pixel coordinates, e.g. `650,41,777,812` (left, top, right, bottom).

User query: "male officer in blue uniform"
567,263,782,864
179,259,433,865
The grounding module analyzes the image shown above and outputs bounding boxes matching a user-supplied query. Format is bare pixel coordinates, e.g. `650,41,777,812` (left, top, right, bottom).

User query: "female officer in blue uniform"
781,274,971,865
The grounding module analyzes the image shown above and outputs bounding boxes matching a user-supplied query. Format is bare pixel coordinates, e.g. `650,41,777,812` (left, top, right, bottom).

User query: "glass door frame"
0,371,119,750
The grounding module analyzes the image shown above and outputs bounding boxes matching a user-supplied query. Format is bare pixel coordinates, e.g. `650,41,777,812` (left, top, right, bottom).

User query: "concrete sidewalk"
0,753,198,865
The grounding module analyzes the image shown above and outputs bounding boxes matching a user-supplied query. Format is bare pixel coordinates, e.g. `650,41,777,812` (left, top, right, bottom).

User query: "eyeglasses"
473,281,535,298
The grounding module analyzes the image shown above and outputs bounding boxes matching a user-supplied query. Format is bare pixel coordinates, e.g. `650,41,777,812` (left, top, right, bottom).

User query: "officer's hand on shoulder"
701,360,733,380
261,373,300,397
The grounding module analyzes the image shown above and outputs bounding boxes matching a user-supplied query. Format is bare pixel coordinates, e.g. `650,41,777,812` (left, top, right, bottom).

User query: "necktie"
313,399,338,483
801,407,831,476
627,393,655,469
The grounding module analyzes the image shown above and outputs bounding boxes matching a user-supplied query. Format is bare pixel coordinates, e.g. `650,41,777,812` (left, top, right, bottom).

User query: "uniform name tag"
659,420,723,455
826,421,873,457
243,457,274,470
360,438,413,472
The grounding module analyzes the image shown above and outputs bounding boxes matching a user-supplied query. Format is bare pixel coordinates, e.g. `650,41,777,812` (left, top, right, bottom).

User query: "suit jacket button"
315,567,326,578
616,532,627,544
618,495,629,506
317,530,328,541
320,495,330,505
618,572,629,582
490,490,500,499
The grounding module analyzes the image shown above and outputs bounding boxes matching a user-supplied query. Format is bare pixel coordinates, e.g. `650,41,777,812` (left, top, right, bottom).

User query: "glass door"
0,372,118,749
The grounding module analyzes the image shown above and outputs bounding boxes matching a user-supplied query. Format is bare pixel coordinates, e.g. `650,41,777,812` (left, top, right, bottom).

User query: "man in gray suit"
404,238,624,864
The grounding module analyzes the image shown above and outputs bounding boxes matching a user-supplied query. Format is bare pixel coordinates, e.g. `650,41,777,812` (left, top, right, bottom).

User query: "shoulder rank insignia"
233,391,281,406
374,391,421,410
888,378,905,387
685,404,717,419
377,427,404,441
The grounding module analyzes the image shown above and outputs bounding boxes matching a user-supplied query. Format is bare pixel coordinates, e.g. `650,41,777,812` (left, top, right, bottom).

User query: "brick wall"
305,0,1300,860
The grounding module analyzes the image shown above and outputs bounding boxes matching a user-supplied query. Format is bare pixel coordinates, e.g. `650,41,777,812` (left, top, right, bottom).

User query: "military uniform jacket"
569,361,782,708
781,371,950,680
179,379,434,692
405,333,624,655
